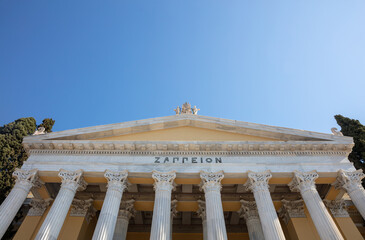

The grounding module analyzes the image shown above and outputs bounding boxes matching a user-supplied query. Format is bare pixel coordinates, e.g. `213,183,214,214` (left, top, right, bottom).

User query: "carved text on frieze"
154,157,222,164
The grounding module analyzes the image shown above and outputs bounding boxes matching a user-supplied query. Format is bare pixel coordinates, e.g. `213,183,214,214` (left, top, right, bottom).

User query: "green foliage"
334,115,365,174
38,118,55,133
0,117,55,204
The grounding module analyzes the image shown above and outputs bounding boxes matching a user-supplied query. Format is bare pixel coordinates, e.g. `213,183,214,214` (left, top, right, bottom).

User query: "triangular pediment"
92,126,280,142
23,115,353,151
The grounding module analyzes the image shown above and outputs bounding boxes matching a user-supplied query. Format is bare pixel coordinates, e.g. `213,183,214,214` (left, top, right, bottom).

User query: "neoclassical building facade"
1,106,365,240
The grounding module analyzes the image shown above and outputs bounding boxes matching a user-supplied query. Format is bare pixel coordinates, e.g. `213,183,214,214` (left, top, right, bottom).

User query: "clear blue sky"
1,1,364,134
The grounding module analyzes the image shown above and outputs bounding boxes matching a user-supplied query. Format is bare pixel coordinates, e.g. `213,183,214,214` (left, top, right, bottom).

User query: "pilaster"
197,200,207,240
113,199,135,240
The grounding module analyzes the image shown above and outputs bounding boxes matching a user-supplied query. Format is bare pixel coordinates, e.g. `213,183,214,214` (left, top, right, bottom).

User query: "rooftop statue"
174,102,199,115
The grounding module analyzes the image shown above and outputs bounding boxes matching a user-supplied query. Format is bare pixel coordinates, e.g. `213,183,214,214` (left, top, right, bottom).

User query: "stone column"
170,199,178,240
334,169,365,219
35,169,87,240
197,200,207,240
238,200,265,240
150,171,176,240
200,171,227,240
0,169,38,239
324,199,363,240
113,199,135,240
244,170,285,240
278,199,319,240
13,198,53,240
92,170,128,240
289,170,344,240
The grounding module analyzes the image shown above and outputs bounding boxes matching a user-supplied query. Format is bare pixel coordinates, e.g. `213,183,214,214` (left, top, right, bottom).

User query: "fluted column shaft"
335,169,365,219
244,171,285,240
238,200,264,240
200,171,227,240
0,169,38,238
93,170,128,240
150,171,176,240
113,199,135,240
290,170,343,240
36,169,87,240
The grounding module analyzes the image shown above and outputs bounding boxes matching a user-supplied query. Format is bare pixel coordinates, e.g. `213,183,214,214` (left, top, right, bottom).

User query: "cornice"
27,149,349,156
24,140,353,155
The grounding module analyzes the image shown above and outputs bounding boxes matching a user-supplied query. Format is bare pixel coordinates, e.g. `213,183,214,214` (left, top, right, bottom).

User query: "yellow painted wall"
287,218,320,240
126,232,249,240
58,211,97,240
333,217,363,240
93,126,279,141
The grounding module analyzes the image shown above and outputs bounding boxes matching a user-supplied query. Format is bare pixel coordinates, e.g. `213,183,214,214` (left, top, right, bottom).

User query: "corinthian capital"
118,199,135,220
200,171,224,192
13,169,38,185
238,200,260,221
278,199,305,224
28,198,52,216
152,171,176,191
244,170,271,193
71,199,96,222
197,200,206,221
334,169,365,194
104,170,129,193
324,199,349,218
288,170,318,193
58,169,87,191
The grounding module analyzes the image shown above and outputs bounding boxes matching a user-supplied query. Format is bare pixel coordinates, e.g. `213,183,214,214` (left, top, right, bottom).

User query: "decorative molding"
200,171,224,192
323,199,350,218
28,198,52,216
289,170,318,193
71,199,96,222
331,128,343,136
244,170,271,193
152,171,176,191
25,142,352,155
58,169,87,191
333,169,365,194
279,200,306,224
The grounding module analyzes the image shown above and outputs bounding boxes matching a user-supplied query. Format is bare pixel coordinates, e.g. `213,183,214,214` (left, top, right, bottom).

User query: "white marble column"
36,169,87,240
200,171,227,240
278,199,306,224
170,199,178,240
150,171,176,240
289,170,344,240
238,200,265,240
113,199,135,240
0,169,39,238
244,170,285,240
197,200,207,240
92,170,129,240
334,169,365,219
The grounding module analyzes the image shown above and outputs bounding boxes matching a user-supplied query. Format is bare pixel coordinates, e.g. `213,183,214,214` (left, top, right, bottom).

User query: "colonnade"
0,168,364,240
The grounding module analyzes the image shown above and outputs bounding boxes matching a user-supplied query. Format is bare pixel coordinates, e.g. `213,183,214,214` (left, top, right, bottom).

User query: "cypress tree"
334,115,365,177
